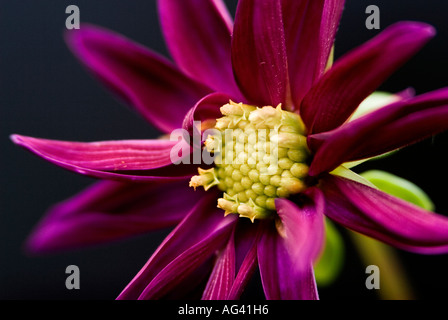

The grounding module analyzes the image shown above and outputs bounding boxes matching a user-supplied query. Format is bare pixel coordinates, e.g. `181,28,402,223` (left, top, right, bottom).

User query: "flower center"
190,101,310,221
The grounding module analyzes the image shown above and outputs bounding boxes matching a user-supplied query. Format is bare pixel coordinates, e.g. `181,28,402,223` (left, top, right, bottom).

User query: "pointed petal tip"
63,23,99,50
10,134,36,149
23,228,72,256
22,230,54,256
406,21,436,37
423,24,436,37
390,21,437,44
63,24,129,64
10,133,21,144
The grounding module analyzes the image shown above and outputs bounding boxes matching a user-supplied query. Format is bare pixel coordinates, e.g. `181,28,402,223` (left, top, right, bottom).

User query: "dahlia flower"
11,0,448,300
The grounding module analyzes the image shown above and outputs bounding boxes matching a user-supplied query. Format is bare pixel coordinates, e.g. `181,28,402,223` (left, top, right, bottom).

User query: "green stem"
349,231,415,300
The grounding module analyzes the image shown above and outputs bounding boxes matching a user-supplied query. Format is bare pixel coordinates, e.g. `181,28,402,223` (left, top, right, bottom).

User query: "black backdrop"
1,0,447,300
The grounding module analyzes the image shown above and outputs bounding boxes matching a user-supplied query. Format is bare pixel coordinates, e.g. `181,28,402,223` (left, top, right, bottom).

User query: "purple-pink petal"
182,92,233,145
257,222,319,300
282,0,344,108
275,188,325,271
202,227,236,300
226,223,260,300
308,88,448,176
117,190,237,299
26,179,203,253
66,25,211,133
138,222,234,299
227,236,258,299
232,0,289,107
281,0,316,109
158,0,242,99
321,175,448,254
203,221,260,300
300,21,436,134
257,189,324,300
317,0,345,74
11,134,197,182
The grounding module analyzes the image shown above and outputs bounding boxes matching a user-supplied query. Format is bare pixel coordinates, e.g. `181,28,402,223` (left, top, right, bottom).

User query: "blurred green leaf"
360,170,434,211
350,91,401,120
314,218,345,287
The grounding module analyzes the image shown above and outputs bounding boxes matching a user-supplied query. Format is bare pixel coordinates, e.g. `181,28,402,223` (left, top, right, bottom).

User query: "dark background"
1,0,447,300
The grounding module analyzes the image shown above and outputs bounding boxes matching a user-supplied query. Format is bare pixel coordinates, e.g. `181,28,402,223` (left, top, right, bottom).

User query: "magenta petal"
66,25,211,133
228,244,257,300
301,21,436,134
232,0,289,106
275,188,325,270
117,190,237,300
182,92,233,143
203,222,260,300
138,223,234,299
257,222,319,300
257,189,323,300
202,227,236,300
227,224,260,300
158,0,242,99
12,135,180,171
321,175,448,254
282,0,344,107
26,179,202,253
11,135,197,182
317,0,346,74
308,88,448,176
281,0,313,108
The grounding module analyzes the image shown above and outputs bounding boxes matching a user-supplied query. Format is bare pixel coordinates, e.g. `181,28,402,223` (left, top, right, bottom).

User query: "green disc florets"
189,101,310,222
